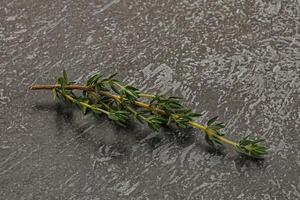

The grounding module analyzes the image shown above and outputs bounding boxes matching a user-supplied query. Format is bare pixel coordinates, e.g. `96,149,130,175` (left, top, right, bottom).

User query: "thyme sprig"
31,70,267,159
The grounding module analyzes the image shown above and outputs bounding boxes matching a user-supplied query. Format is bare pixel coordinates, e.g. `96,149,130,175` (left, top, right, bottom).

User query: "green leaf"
63,70,68,83
119,85,140,103
135,113,145,124
74,97,90,114
125,85,138,91
205,134,223,149
110,84,120,94
108,73,118,80
188,112,203,118
95,83,101,93
215,122,225,129
176,121,187,129
81,99,90,114
205,134,215,148
52,88,58,100
147,116,166,131
108,110,129,127
57,77,65,85
87,74,102,86
167,116,172,125
92,104,103,114
168,96,182,100
207,116,218,126
210,124,226,131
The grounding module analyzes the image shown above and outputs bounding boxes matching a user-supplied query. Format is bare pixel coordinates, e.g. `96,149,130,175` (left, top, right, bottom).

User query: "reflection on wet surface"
1,0,299,199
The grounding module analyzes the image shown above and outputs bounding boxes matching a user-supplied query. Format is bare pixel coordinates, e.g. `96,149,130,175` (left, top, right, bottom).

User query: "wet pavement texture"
1,0,300,199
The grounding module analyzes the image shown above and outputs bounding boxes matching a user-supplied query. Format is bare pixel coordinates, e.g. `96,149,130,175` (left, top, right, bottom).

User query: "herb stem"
32,83,239,148
125,105,148,122
61,91,109,115
188,121,238,146
31,84,164,100
31,68,268,159
31,84,93,91
135,101,239,146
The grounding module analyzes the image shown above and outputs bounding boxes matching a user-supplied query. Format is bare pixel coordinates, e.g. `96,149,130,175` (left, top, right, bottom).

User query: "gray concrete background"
1,0,299,199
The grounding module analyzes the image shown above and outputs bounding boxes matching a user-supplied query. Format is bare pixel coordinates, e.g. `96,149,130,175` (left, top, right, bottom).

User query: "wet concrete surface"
1,0,300,199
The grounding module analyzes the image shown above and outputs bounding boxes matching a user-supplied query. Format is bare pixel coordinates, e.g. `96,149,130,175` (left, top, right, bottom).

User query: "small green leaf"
108,110,129,127
168,96,182,100
205,134,215,148
125,85,138,91
236,136,267,159
95,83,101,93
63,70,68,83
52,88,58,100
110,84,120,94
207,116,218,126
188,112,203,118
176,121,187,129
167,116,172,125
81,99,90,114
87,74,102,86
108,73,118,80
135,113,145,124
147,116,166,131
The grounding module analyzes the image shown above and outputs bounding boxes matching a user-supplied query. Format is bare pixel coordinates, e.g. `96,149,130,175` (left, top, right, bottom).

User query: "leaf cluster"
204,116,226,148
146,115,167,131
236,136,267,158
75,96,90,114
149,95,202,128
108,110,130,127
118,85,140,103
86,72,140,103
86,73,118,94
150,96,185,114
52,70,75,103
